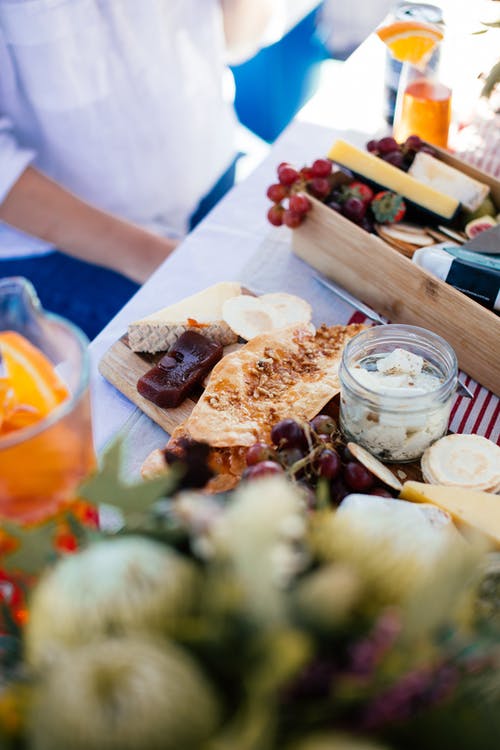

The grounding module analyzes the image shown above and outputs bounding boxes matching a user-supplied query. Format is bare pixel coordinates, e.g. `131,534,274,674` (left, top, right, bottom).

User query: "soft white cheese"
376,347,423,378
342,347,450,462
408,152,490,212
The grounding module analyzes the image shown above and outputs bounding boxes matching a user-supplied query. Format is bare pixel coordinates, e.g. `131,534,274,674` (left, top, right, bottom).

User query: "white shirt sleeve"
0,115,35,204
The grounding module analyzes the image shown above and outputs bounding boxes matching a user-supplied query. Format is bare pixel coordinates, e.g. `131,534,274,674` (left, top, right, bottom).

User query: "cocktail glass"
0,278,95,523
393,59,451,149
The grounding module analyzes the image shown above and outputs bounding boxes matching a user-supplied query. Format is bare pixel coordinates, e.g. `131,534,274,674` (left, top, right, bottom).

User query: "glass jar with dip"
339,324,457,462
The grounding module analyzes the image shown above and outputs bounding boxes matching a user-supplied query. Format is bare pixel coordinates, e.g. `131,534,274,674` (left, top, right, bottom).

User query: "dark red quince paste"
137,330,223,408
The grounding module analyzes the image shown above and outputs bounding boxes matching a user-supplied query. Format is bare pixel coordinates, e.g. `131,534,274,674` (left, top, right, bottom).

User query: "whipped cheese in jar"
339,325,458,462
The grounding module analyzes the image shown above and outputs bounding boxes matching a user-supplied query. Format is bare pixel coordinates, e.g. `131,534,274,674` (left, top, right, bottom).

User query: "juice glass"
393,60,451,148
0,278,95,523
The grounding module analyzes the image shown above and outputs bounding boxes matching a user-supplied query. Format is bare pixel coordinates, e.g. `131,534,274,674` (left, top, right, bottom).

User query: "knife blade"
314,275,386,324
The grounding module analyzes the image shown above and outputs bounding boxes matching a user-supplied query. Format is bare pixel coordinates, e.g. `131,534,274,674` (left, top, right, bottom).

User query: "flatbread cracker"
184,323,364,447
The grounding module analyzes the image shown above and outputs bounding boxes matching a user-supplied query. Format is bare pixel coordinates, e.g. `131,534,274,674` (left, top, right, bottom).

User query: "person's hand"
0,166,179,283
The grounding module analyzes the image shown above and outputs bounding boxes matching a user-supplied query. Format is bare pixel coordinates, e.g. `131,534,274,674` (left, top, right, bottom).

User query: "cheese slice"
400,480,500,548
328,139,459,221
128,282,241,353
408,152,490,212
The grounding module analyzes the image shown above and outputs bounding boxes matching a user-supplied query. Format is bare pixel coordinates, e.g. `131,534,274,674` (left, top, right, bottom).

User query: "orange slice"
0,331,69,430
376,20,443,66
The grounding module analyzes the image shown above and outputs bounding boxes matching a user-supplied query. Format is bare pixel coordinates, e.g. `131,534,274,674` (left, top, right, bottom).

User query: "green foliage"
1,470,499,749
79,437,179,514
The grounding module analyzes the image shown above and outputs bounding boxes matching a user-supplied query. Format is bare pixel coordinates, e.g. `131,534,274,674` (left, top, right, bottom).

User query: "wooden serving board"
99,334,423,486
98,334,197,435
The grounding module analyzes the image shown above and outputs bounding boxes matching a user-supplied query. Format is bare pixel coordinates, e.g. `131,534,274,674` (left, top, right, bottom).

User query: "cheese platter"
98,278,500,550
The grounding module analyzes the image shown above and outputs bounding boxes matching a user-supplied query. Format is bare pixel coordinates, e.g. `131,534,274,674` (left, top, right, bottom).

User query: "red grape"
300,166,314,181
267,183,288,203
330,477,350,504
360,216,374,233
271,419,307,450
340,445,354,463
404,135,422,151
310,414,336,436
383,150,405,169
377,136,399,155
246,442,275,466
343,461,375,491
317,449,341,480
283,209,304,228
243,461,284,480
342,196,366,222
280,447,306,471
369,488,394,498
289,193,312,215
366,139,379,153
309,177,330,200
311,159,332,178
267,204,284,226
278,164,300,186
327,200,342,213
316,434,333,445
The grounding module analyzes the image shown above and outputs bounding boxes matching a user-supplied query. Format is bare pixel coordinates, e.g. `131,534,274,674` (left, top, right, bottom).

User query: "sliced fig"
464,216,496,239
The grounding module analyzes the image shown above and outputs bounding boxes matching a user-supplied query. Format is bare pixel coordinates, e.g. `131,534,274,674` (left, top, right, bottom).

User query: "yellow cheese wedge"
400,480,500,548
328,140,459,221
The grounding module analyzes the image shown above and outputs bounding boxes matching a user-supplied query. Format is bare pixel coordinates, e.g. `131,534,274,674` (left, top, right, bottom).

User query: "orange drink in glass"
376,19,449,148
0,278,95,523
394,67,451,148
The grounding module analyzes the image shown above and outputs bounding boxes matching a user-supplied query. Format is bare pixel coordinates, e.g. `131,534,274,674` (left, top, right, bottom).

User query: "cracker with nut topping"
184,323,365,448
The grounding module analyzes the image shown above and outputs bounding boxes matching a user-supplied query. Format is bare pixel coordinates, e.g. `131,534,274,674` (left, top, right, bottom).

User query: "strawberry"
346,181,374,205
371,191,406,224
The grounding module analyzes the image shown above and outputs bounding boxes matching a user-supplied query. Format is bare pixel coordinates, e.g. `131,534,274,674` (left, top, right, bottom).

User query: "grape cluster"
327,181,376,231
266,159,333,228
366,135,436,172
242,416,394,506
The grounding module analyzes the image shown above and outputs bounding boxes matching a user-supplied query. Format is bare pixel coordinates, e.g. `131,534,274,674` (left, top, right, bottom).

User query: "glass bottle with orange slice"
377,19,451,149
0,278,95,523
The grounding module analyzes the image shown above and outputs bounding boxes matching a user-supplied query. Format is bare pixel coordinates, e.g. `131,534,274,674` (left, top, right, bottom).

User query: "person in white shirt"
0,0,272,338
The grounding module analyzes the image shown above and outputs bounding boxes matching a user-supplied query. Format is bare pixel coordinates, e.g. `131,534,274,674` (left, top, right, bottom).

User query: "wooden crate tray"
292,149,500,397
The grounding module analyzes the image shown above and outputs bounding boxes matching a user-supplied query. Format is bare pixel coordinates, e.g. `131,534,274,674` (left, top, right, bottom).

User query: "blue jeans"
0,158,237,341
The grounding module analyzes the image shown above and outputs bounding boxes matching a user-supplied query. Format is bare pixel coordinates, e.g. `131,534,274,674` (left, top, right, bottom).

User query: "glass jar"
339,324,458,463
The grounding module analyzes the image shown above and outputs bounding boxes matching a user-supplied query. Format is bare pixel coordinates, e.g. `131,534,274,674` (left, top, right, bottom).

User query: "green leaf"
78,437,180,515
1,519,59,575
481,60,500,99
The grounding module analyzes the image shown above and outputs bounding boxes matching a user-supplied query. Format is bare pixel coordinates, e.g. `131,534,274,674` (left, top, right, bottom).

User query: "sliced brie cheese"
337,494,463,569
408,152,490,212
128,282,241,353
